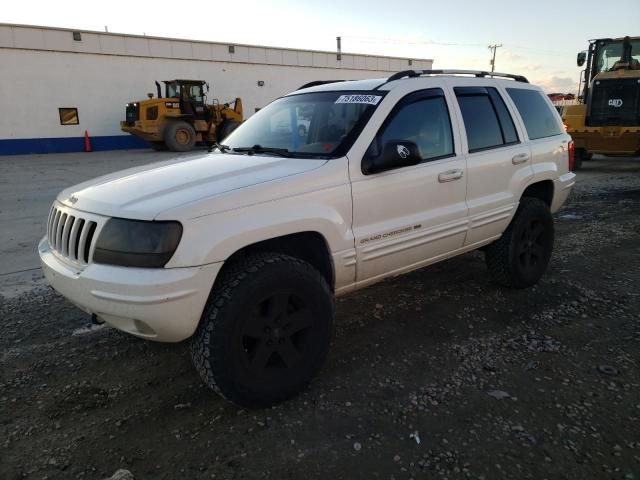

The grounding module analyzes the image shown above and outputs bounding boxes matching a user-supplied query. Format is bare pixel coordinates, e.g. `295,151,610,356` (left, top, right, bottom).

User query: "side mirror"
363,140,422,174
577,51,586,67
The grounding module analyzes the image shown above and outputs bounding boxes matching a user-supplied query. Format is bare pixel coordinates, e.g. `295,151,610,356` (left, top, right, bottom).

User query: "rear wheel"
574,148,591,170
216,120,241,142
485,197,554,288
191,253,334,408
164,120,196,152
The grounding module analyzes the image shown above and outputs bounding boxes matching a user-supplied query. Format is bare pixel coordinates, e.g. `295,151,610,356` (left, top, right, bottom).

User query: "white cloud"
502,51,523,62
532,76,578,94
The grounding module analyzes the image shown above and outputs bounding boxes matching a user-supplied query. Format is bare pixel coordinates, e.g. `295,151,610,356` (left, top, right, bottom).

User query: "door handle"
438,169,464,183
512,153,530,165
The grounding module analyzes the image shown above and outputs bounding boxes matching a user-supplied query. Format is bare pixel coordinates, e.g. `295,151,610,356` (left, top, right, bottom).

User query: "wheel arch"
222,231,335,291
521,179,554,207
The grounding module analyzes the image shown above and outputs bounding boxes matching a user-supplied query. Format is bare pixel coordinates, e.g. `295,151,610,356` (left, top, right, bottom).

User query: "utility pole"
488,44,502,72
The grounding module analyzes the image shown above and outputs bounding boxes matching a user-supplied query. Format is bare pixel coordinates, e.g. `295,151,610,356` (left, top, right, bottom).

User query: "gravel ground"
1,156,639,480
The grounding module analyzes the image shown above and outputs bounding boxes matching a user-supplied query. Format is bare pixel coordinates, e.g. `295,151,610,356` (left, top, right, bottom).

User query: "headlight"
93,218,183,268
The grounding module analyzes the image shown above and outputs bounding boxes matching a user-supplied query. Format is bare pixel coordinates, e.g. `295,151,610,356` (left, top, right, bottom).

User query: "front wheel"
164,120,196,152
485,197,554,288
191,253,334,408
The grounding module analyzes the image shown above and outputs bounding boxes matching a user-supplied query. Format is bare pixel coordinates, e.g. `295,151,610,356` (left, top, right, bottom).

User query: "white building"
0,24,433,155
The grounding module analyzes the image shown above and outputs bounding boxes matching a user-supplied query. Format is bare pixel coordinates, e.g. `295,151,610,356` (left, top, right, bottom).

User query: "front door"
350,88,468,285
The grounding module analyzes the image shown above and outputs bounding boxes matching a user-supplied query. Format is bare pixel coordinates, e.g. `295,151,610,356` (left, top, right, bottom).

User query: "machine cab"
164,80,210,120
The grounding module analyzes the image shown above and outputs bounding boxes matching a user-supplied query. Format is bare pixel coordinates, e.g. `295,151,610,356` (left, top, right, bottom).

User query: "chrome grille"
46,204,100,265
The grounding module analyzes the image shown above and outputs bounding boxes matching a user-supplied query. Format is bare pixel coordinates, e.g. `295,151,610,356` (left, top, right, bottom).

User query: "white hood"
57,152,328,220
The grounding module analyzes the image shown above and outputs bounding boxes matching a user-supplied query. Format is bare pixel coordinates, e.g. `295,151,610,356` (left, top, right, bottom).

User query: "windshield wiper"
208,142,231,153
232,145,292,157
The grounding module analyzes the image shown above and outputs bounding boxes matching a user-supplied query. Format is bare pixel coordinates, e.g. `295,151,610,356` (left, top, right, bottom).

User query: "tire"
149,141,168,151
216,120,241,142
573,155,582,171
191,253,334,408
298,125,307,137
574,148,590,170
164,120,196,152
485,197,554,289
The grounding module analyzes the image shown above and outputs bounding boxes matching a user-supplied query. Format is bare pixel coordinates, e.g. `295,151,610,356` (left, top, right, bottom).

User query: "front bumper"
120,121,161,141
39,236,221,342
551,172,576,213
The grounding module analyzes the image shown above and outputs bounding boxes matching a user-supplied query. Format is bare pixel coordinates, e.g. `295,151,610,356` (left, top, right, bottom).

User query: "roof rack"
385,69,529,84
297,80,347,90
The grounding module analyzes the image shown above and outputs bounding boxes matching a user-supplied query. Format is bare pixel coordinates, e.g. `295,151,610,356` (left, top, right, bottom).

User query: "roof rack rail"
385,69,529,83
297,80,347,90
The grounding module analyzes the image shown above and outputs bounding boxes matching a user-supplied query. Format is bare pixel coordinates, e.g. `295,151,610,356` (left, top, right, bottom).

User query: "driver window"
376,94,454,162
189,85,203,102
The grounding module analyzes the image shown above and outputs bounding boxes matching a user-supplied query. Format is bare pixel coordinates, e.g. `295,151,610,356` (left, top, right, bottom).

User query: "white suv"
39,70,576,407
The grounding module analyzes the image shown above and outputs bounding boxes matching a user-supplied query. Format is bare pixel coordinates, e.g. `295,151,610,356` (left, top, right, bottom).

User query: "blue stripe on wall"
0,135,149,155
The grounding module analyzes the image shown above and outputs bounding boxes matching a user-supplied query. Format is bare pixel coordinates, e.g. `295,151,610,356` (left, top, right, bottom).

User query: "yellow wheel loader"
562,36,640,169
121,80,243,152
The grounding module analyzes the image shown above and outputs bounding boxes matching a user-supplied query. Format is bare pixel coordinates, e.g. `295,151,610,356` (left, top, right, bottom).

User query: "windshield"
165,82,180,98
594,39,640,74
222,91,386,158
164,82,204,101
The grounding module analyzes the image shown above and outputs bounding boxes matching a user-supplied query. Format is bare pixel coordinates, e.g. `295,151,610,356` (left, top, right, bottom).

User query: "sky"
4,0,639,94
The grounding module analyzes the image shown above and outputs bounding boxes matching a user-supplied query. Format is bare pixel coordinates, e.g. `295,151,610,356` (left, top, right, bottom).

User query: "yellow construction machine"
562,36,640,169
121,80,243,151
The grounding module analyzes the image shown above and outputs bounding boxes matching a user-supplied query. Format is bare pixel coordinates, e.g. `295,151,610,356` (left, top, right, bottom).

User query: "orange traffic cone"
84,130,92,152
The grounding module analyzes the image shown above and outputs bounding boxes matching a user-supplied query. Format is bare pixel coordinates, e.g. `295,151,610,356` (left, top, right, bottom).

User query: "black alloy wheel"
485,197,554,288
236,291,315,378
192,253,334,408
516,218,548,273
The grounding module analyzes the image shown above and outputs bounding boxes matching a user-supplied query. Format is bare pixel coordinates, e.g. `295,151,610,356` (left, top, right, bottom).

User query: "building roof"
0,23,433,73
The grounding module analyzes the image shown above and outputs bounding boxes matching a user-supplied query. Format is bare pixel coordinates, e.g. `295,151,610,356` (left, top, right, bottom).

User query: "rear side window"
455,87,519,152
507,88,564,140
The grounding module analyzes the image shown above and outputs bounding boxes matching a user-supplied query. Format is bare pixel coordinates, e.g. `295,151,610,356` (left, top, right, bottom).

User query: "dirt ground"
1,156,639,480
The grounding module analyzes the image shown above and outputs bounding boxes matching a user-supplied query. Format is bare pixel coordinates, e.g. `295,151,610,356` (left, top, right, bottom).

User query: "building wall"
0,24,433,154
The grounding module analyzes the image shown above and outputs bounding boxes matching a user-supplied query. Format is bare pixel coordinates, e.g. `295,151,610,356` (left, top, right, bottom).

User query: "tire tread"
485,197,553,288
191,252,333,408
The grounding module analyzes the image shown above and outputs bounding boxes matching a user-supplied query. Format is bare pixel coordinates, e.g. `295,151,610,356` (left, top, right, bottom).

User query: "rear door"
449,81,533,246
505,87,571,190
349,87,468,284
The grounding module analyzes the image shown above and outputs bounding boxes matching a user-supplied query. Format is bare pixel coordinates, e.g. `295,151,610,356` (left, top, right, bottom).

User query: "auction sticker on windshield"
335,94,382,105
